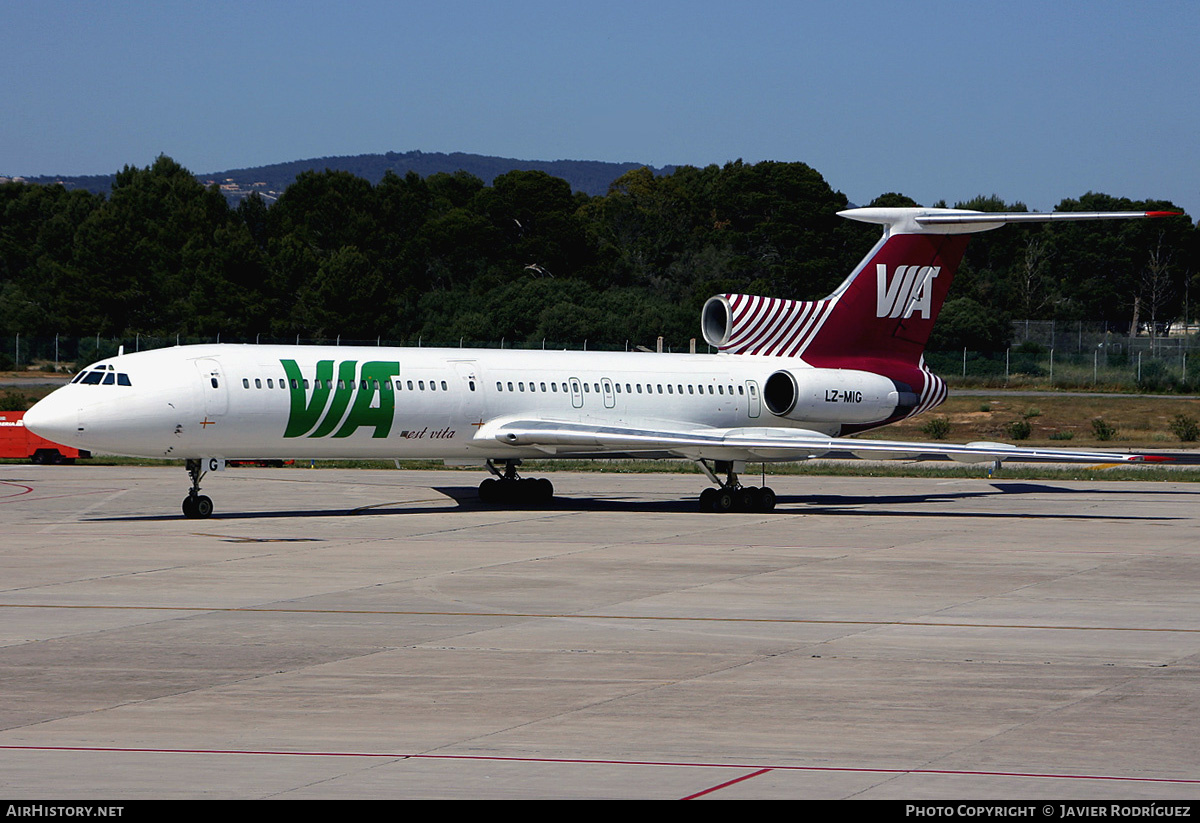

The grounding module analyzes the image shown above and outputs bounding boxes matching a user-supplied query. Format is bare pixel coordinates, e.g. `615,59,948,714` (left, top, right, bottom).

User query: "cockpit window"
73,362,131,386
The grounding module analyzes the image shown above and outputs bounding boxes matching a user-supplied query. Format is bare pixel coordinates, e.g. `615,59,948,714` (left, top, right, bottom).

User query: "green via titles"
282,359,400,438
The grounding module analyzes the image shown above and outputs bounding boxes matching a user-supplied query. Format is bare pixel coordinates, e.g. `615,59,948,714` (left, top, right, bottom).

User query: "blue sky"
3,1,1197,217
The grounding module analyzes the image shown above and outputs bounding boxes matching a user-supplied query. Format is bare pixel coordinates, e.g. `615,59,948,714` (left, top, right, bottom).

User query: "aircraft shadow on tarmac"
86,481,1190,522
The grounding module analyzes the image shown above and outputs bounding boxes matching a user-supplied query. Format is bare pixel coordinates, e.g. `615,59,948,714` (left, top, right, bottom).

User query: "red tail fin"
801,231,969,369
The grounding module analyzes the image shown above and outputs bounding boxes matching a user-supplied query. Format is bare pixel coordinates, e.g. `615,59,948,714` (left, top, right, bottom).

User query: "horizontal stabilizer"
915,210,1177,225
839,207,1180,235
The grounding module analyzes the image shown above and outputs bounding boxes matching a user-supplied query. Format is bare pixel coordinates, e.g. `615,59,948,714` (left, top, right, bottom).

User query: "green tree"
927,297,1011,351
867,192,918,208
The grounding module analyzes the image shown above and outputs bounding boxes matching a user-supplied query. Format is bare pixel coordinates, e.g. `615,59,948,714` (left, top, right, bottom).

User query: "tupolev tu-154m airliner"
24,206,1178,518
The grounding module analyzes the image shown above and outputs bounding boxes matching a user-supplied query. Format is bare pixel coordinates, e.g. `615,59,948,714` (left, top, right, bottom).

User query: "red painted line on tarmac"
0,487,125,504
682,768,772,799
0,481,33,499
3,745,1199,787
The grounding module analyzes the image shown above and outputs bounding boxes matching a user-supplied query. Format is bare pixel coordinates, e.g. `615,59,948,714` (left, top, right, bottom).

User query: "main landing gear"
478,459,554,506
696,459,777,513
182,459,214,519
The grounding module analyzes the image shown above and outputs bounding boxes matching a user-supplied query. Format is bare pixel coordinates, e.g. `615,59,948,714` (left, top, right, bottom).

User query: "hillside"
21,149,674,202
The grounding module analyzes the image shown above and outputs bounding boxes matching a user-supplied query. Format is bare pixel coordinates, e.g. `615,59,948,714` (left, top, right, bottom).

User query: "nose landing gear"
182,459,214,519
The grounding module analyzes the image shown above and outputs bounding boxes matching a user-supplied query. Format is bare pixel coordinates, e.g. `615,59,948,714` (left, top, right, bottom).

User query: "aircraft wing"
484,419,1158,465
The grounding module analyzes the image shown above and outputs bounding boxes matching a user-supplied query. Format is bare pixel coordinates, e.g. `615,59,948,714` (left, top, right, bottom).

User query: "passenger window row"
493,379,743,396
235,372,743,399
240,376,453,392
498,381,563,393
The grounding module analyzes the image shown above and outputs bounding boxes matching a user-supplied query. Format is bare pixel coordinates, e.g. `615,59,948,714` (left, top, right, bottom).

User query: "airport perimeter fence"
927,320,1200,392
6,322,1200,393
1,333,699,373
1010,319,1200,354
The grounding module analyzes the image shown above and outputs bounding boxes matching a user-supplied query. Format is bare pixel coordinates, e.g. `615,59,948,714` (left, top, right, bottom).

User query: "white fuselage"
27,344,852,461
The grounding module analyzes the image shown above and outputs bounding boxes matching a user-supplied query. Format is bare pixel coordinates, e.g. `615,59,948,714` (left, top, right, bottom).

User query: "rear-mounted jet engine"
761,368,918,425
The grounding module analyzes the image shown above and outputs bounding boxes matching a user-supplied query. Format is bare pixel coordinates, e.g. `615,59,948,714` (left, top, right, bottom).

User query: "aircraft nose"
23,393,78,444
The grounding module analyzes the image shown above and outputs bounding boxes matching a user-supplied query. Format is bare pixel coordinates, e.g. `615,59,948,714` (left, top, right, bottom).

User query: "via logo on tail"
875,264,940,319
